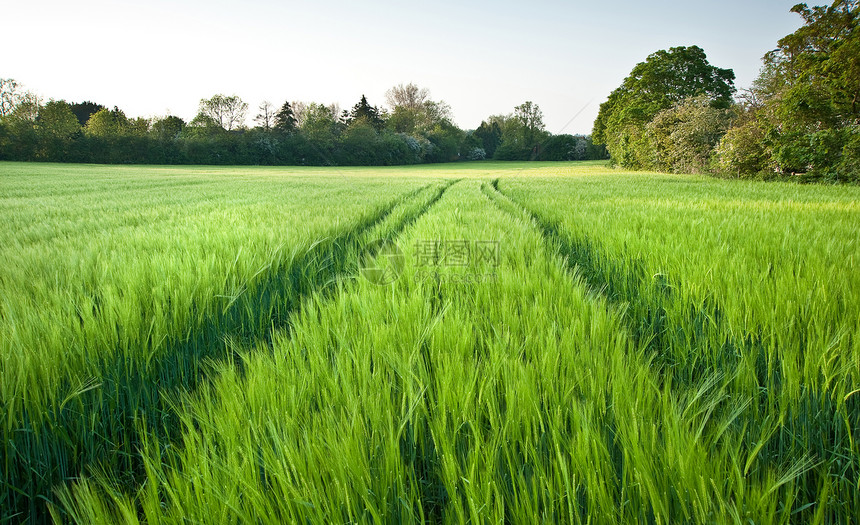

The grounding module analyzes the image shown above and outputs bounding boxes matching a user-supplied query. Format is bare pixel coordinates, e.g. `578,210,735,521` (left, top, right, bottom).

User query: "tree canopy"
348,95,384,131
593,45,735,169
196,94,248,131
85,107,130,136
717,0,859,180
273,101,298,134
0,79,607,166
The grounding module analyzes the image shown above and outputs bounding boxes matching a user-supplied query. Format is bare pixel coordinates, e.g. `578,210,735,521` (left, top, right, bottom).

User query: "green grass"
0,161,857,524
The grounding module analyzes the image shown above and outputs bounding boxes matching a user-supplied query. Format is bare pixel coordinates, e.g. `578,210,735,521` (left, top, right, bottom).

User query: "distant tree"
273,101,297,134
384,83,452,136
69,101,106,127
300,103,338,145
474,120,502,158
8,91,41,122
152,115,185,139
35,100,80,160
327,103,343,128
593,45,735,169
349,94,385,131
85,107,130,136
460,130,486,160
198,94,248,131
493,101,549,159
37,100,80,138
128,117,150,136
185,112,224,138
425,121,465,163
254,101,275,132
0,78,22,118
513,101,546,146
339,118,380,165
290,101,309,127
0,89,40,160
385,82,430,111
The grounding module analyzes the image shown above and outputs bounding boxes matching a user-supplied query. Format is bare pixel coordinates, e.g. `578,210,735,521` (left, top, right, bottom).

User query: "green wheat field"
1,161,858,524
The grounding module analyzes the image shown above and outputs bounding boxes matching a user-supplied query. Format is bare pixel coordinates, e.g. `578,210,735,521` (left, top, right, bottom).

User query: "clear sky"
4,0,805,135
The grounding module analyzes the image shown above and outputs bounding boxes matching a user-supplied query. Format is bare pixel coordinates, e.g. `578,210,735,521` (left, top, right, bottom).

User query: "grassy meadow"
0,161,858,524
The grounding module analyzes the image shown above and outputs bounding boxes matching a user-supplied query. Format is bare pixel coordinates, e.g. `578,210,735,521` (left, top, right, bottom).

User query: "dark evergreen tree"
273,101,297,134
349,95,384,131
69,101,106,127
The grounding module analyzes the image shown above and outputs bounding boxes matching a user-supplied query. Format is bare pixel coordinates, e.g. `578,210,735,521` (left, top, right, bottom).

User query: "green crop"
0,161,857,524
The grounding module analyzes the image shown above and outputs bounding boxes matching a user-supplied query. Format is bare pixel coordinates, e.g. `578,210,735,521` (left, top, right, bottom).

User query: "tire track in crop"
3,179,459,524
483,178,740,374
482,179,860,521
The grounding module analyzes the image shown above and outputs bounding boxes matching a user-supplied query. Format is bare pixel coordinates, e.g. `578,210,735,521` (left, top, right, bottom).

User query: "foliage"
85,107,131,136
299,103,339,149
1,80,613,167
0,78,22,117
34,100,81,159
384,83,452,136
254,101,276,132
646,95,732,173
492,102,551,160
37,100,80,138
593,45,735,169
717,0,860,181
152,115,186,140
197,94,248,131
273,101,297,134
537,134,604,161
348,95,385,131
69,101,106,127
474,120,502,158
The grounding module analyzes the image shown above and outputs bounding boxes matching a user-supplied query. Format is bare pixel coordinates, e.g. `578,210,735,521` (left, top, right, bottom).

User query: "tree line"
593,0,858,182
0,82,607,166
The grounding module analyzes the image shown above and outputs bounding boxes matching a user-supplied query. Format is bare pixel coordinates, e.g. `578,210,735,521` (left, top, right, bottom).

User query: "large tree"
300,103,338,145
385,82,430,111
474,120,502,158
37,100,80,139
384,83,452,135
0,78,22,118
85,107,130,136
197,94,248,131
349,94,384,131
35,100,80,159
273,101,297,134
493,101,550,160
254,101,276,132
152,115,185,140
717,0,859,179
592,45,735,168
512,101,546,147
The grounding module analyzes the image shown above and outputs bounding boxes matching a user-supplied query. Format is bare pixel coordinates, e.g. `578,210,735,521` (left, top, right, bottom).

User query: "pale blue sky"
5,0,803,134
